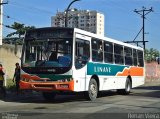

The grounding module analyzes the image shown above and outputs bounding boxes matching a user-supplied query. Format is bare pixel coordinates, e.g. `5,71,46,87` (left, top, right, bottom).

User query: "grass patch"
5,79,16,91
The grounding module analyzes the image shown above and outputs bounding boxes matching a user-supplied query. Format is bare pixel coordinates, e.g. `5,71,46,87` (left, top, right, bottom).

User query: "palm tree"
6,22,35,55
6,22,35,39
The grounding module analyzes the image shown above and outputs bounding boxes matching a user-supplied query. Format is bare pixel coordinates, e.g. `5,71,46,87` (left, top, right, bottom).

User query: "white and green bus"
20,27,145,101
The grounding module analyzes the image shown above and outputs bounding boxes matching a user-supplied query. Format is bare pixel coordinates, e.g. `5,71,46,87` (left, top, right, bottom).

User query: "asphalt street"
0,80,160,119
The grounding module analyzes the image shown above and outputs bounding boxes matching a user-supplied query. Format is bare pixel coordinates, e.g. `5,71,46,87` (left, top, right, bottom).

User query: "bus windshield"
22,28,73,74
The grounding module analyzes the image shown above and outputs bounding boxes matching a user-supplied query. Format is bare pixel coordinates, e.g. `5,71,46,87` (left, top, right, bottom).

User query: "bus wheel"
42,92,56,101
85,78,98,101
117,78,131,95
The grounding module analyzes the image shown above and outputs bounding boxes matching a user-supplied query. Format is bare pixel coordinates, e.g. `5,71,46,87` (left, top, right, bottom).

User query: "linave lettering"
94,66,111,73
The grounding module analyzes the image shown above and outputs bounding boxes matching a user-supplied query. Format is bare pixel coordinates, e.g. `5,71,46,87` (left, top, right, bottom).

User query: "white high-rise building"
51,9,104,36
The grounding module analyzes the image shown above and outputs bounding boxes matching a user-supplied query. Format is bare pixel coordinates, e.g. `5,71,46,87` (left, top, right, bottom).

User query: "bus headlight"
58,78,72,82
21,78,30,82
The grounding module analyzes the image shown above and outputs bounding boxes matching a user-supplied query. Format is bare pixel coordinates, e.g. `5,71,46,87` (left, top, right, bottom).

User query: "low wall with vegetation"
0,44,21,79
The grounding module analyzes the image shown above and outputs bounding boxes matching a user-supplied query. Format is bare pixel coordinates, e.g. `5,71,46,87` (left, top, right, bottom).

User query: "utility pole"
134,6,153,50
0,0,8,45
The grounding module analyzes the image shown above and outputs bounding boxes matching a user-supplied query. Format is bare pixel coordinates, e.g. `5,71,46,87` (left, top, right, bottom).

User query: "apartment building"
51,9,104,36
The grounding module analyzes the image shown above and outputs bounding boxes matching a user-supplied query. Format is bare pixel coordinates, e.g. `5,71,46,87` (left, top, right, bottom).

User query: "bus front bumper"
19,80,74,92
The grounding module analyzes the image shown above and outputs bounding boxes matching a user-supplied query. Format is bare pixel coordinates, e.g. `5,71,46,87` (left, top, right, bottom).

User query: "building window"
86,16,89,19
81,16,84,18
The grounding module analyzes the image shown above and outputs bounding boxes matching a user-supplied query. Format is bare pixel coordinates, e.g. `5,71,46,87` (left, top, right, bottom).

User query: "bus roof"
74,28,143,51
25,27,143,51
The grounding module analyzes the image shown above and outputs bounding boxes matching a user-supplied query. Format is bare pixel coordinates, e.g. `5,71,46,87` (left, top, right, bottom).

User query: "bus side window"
124,47,132,65
133,49,138,66
75,38,90,69
104,41,113,63
137,50,144,67
114,44,124,64
91,38,103,62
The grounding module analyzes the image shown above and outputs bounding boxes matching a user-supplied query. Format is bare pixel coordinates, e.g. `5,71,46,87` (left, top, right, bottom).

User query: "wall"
145,61,160,80
0,44,21,79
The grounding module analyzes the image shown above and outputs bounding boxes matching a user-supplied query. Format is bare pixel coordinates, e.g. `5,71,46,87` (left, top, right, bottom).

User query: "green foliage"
5,79,16,91
145,48,160,63
6,22,35,39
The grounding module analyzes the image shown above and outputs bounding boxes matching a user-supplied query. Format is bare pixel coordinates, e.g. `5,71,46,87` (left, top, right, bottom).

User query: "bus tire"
42,92,56,101
117,78,131,95
85,78,98,101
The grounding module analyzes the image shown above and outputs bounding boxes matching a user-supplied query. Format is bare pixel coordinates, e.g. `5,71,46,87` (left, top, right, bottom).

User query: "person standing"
0,64,6,98
13,63,21,94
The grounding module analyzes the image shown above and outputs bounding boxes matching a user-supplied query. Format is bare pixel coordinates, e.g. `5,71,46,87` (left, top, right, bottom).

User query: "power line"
134,6,153,50
8,1,55,15
125,6,153,50
2,13,34,26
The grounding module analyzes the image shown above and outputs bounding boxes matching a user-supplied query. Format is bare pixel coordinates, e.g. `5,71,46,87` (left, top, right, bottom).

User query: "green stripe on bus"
36,74,72,81
87,62,128,76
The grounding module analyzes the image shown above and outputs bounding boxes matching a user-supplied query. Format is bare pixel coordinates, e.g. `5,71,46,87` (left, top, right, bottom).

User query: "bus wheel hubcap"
90,84,97,96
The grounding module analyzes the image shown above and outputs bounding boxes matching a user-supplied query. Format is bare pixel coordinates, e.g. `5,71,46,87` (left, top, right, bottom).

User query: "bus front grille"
33,84,55,89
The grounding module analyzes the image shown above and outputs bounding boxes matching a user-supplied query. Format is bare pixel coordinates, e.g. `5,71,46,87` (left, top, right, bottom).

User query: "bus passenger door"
73,33,91,91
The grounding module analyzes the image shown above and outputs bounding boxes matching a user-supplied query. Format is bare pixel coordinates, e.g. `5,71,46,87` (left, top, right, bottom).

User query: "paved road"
0,81,160,119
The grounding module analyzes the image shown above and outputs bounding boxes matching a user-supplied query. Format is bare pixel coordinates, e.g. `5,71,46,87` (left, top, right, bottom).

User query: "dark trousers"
0,80,6,97
15,79,20,92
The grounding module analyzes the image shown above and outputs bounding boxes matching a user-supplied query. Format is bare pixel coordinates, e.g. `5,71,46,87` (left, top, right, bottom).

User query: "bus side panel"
114,77,127,89
72,66,88,92
98,77,126,90
99,76,116,90
132,76,145,88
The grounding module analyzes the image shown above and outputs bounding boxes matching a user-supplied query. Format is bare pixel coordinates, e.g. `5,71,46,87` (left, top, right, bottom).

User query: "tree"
145,48,160,62
6,22,35,54
6,22,35,39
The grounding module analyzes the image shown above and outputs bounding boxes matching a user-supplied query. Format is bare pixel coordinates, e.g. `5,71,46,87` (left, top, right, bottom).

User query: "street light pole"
0,0,8,45
65,0,80,27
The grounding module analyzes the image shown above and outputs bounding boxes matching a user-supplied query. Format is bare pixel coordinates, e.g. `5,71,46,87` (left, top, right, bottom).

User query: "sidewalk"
3,90,41,102
144,78,160,87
